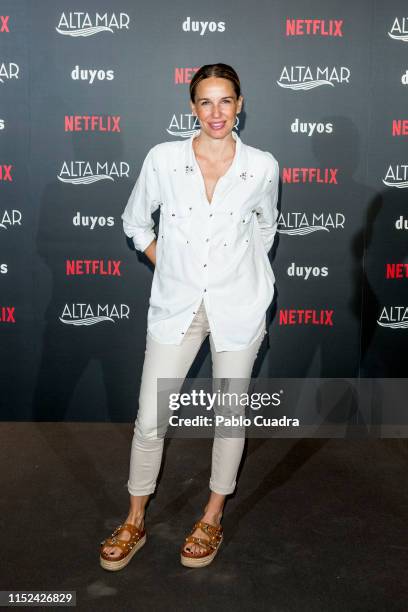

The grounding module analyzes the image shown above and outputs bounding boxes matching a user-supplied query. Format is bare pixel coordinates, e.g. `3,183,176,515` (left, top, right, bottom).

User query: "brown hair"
189,63,241,103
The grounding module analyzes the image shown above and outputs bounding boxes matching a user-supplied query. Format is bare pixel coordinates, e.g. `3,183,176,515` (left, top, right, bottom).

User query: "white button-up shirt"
121,128,279,351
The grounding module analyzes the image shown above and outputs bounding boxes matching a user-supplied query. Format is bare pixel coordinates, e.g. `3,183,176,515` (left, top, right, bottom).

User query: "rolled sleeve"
255,156,280,254
121,145,162,253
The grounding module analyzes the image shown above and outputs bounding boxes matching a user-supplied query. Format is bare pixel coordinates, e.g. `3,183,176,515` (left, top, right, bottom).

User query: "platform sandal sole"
100,533,147,571
180,535,223,568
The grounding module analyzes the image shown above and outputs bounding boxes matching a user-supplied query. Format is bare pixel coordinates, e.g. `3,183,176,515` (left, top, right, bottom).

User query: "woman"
99,63,279,570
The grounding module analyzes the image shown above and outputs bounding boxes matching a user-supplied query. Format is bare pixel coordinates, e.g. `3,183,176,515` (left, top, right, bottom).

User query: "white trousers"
127,299,266,496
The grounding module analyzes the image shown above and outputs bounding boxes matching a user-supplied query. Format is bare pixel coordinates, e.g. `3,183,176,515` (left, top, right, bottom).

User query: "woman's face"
190,76,243,139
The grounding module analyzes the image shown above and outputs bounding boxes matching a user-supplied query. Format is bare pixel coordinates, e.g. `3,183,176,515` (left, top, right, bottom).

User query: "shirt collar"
187,128,243,179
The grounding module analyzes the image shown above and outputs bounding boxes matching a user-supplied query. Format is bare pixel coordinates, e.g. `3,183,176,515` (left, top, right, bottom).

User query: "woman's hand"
144,239,157,266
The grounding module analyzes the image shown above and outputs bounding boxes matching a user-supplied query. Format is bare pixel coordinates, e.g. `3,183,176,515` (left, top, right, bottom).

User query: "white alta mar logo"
57,161,130,184
59,303,130,325
56,12,130,36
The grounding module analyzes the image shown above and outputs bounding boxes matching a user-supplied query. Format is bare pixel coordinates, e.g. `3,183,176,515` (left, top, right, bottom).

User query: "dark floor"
1,422,407,611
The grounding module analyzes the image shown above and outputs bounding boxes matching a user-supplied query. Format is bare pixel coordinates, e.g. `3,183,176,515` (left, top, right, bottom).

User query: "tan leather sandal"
180,520,223,568
100,522,146,571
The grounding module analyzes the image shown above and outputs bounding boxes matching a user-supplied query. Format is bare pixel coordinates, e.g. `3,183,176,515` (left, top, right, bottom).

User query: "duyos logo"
72,212,115,229
291,118,333,136
71,65,114,84
395,215,408,230
287,262,328,279
182,17,226,35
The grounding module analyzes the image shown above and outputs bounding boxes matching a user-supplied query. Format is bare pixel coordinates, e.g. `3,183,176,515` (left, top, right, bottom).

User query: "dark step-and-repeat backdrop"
1,1,407,420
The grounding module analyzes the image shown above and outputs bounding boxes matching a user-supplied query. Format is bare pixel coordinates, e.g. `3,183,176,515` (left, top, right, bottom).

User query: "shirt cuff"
132,229,156,253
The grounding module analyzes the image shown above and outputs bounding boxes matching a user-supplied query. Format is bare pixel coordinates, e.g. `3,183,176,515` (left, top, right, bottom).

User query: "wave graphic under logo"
382,179,408,188
0,223,7,230
57,174,114,185
277,80,334,90
387,32,408,42
377,319,408,329
55,26,113,37
278,226,330,235
59,316,115,326
166,129,197,138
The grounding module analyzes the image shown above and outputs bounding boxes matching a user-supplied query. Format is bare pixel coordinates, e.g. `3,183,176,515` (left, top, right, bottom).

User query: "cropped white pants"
127,299,266,496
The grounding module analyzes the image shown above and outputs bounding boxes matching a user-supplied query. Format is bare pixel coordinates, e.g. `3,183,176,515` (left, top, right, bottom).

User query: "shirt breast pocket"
161,205,193,246
236,209,255,247
216,208,255,253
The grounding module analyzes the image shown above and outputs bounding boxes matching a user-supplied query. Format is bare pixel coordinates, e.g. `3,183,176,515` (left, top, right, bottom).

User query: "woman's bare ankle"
126,509,145,528
202,508,223,525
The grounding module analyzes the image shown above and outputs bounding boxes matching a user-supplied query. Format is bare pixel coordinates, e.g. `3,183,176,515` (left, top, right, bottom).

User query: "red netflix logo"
66,260,122,276
64,116,121,132
386,263,408,278
283,168,338,184
174,67,200,84
279,309,334,325
0,165,13,182
0,16,10,32
392,120,408,136
0,306,15,323
286,19,343,36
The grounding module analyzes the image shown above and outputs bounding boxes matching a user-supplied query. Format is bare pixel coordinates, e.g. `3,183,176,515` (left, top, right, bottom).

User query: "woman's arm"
144,238,157,266
255,157,280,253
121,145,162,254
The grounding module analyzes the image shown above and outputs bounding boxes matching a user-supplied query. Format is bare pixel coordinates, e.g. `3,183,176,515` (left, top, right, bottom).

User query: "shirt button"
203,264,207,267
193,311,196,314
206,238,210,242
209,213,213,217
204,288,207,292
